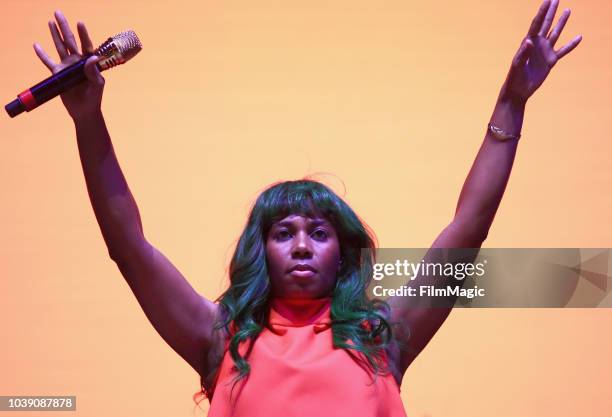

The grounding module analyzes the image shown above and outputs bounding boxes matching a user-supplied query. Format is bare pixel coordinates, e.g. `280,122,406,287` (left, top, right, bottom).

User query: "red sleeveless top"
207,297,407,417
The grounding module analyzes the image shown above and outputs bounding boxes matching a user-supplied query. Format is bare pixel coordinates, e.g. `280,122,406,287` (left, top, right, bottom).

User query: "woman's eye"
276,230,291,240
312,229,328,240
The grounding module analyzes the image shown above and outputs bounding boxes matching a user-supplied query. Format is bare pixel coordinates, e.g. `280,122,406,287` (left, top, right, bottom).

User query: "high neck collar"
269,297,332,327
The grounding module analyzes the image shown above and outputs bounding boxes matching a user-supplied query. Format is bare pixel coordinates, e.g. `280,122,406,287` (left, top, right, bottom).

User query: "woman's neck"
269,297,331,326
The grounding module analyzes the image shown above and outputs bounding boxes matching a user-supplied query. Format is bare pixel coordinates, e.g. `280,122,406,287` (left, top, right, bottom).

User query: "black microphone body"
5,55,95,118
6,30,142,118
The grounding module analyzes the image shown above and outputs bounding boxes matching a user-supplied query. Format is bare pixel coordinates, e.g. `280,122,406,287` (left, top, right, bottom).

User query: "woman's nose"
291,232,313,258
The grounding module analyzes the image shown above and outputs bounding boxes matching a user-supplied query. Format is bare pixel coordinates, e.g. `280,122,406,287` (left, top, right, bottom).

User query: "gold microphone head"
95,30,142,70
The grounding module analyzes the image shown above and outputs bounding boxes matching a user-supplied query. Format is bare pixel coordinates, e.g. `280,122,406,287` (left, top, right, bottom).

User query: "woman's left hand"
500,0,582,104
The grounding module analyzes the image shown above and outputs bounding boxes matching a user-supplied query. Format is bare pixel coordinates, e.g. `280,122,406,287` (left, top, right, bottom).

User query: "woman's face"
265,214,341,299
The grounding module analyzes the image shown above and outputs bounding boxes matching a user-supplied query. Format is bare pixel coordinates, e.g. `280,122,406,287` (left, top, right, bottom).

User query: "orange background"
1,0,611,416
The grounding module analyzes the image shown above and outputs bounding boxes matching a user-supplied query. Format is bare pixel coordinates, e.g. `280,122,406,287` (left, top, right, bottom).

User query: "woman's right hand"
34,10,105,121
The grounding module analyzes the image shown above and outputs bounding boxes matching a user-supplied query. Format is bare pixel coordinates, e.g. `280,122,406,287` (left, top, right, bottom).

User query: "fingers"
556,34,582,60
527,0,551,38
512,38,533,68
33,42,56,72
83,55,105,85
54,10,79,54
538,0,559,37
548,8,570,47
49,20,68,59
77,22,95,54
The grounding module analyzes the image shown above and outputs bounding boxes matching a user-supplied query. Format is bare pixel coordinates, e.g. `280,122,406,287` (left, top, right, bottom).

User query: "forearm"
73,111,144,260
454,96,526,240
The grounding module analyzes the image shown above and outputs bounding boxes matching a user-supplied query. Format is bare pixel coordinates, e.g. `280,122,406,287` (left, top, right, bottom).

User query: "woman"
33,1,581,415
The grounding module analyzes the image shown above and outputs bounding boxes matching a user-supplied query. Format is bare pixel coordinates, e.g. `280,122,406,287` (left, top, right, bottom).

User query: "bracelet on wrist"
487,122,521,141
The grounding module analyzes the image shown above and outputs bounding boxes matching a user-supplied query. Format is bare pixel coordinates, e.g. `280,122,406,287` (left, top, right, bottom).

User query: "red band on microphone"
18,89,38,111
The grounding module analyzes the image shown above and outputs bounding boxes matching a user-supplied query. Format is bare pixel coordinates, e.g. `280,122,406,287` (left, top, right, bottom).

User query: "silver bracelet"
488,122,521,141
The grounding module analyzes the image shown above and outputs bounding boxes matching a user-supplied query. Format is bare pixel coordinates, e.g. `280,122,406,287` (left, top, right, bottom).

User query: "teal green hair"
204,179,392,395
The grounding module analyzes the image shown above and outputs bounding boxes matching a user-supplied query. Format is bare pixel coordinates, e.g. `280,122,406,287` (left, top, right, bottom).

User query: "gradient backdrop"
1,0,611,416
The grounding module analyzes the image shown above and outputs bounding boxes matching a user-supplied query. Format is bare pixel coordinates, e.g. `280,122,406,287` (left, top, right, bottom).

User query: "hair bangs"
259,181,340,236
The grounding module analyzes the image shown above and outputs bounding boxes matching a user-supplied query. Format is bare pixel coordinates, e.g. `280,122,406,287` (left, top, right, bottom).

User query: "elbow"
105,228,149,264
108,246,129,265
450,217,489,247
108,247,122,264
473,225,489,244
461,230,487,249
475,231,488,247
107,239,148,265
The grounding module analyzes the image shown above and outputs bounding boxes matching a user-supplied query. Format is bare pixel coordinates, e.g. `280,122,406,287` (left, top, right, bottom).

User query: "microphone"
5,30,142,118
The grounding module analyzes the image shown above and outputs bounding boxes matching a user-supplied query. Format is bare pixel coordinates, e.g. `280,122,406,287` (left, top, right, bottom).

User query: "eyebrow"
274,218,328,228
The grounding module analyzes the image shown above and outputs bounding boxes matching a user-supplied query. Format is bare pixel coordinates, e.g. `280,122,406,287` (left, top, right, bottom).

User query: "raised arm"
388,0,581,373
34,11,222,377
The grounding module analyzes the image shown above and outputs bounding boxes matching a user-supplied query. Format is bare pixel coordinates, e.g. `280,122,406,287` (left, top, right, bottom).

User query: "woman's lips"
289,269,316,278
288,264,317,278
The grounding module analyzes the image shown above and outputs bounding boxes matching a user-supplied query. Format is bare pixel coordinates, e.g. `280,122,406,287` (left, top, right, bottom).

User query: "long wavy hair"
196,179,392,403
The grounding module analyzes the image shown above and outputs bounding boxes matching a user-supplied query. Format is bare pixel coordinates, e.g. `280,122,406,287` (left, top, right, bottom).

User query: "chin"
275,284,330,300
